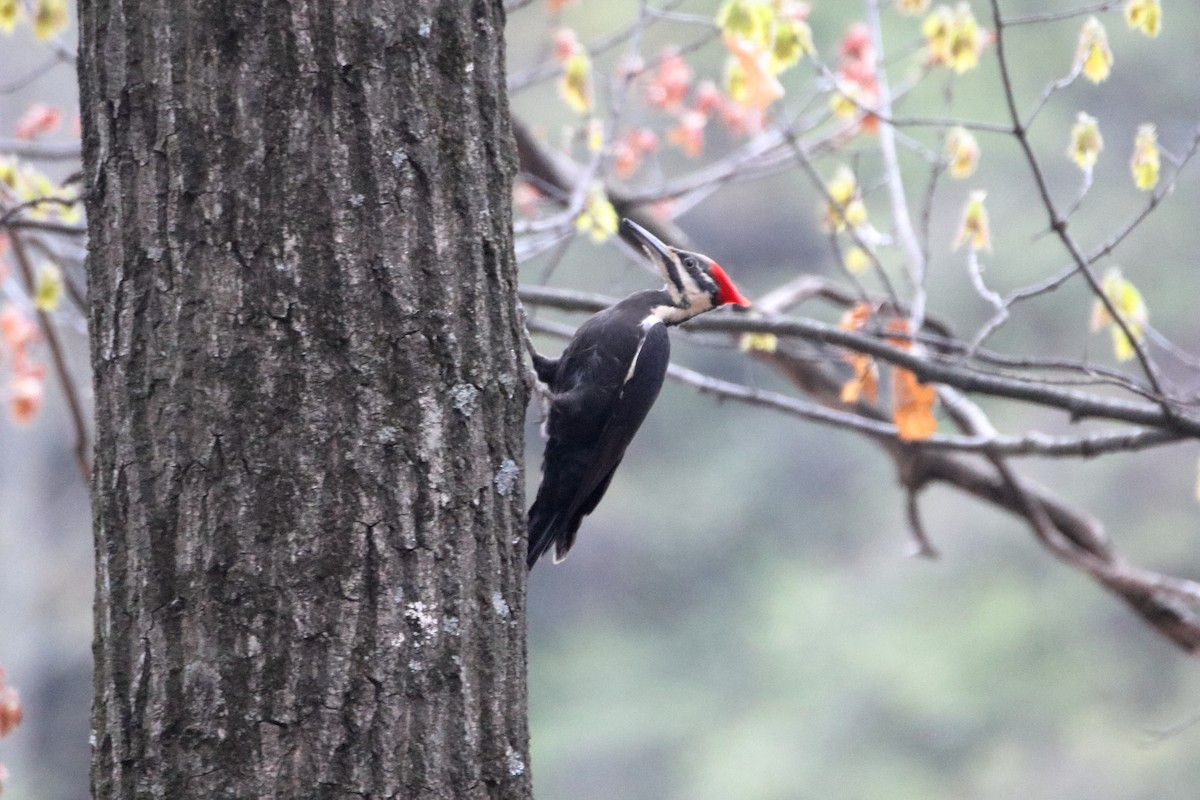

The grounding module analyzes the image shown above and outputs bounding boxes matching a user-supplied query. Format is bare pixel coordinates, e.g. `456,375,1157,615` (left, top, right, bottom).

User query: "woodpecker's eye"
683,257,697,269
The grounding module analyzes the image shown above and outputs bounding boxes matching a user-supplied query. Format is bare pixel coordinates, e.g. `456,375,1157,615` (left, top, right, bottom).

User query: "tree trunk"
78,2,531,797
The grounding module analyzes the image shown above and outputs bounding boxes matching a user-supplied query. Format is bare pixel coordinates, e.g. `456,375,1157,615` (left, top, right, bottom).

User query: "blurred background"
1,3,92,799
511,2,1200,799
3,1,1200,799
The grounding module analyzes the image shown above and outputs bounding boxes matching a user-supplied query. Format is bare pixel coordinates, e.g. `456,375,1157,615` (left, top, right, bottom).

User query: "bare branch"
904,488,939,559
526,307,1186,458
507,1,708,94
865,0,927,324
975,126,1200,351
0,218,87,236
0,139,81,161
0,195,79,228
885,115,1012,134
1004,1,1124,26
521,284,1200,437
987,0,1168,402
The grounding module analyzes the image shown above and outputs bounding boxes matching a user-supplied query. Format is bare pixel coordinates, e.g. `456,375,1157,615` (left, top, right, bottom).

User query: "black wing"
527,321,670,567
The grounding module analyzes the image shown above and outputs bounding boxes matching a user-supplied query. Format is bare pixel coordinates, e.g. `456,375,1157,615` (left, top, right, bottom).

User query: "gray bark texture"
78,1,531,798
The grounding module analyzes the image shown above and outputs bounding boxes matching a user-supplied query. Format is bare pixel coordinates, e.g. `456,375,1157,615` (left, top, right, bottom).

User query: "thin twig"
987,0,1168,403
974,126,1200,351
1004,1,1124,26
8,233,91,483
521,284,1200,436
527,312,1184,458
0,139,81,161
865,0,927,326
0,195,80,228
0,55,65,94
0,218,87,236
775,123,903,305
904,489,939,558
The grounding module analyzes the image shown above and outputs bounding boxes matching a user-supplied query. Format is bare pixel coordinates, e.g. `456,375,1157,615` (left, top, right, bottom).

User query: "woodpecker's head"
622,219,751,321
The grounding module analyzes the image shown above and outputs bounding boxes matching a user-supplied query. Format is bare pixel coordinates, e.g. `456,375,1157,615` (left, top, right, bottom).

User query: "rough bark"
79,2,531,798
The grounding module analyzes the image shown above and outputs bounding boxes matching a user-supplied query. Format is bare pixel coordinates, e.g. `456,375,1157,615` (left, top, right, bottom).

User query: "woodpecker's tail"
526,500,566,569
527,464,620,568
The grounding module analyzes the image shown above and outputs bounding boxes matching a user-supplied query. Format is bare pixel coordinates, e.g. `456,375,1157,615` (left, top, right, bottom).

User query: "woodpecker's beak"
621,218,675,270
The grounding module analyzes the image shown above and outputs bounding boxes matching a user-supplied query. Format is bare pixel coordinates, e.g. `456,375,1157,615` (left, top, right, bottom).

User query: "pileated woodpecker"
526,219,751,568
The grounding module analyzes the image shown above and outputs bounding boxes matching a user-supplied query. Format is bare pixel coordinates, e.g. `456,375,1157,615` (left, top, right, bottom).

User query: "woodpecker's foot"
517,302,556,421
518,301,560,383
517,302,540,386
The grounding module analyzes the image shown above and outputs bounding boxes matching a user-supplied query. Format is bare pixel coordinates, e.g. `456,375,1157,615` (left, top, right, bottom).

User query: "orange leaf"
885,318,936,440
667,111,707,157
839,301,872,332
841,352,879,405
884,317,912,350
723,33,784,112
892,368,937,441
838,303,878,404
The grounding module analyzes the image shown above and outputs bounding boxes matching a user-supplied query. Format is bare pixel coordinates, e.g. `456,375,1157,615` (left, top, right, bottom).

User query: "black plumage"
526,220,750,568
527,291,672,566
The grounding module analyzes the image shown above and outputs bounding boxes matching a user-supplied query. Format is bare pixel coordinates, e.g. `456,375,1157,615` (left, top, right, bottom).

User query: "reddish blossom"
694,80,725,116
629,128,659,153
14,103,60,140
667,110,707,157
645,49,693,110
0,305,38,372
832,22,881,136
613,128,660,179
840,22,874,63
650,198,677,221
553,28,580,61
9,372,44,425
513,181,543,218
